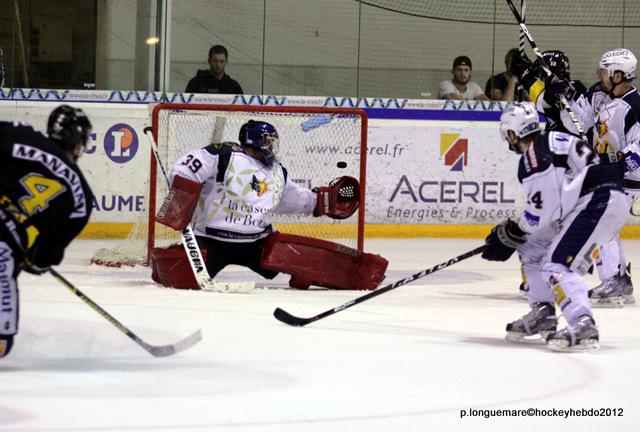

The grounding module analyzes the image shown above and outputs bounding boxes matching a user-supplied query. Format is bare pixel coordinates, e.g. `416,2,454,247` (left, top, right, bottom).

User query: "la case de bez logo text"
440,133,468,171
104,123,139,163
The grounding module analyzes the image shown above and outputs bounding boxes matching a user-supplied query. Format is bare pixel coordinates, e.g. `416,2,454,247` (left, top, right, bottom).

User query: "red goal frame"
148,103,368,259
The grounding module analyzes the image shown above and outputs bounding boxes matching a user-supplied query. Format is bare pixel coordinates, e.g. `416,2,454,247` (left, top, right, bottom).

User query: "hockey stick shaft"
143,127,254,293
0,190,201,357
273,245,485,327
49,267,201,357
504,0,586,140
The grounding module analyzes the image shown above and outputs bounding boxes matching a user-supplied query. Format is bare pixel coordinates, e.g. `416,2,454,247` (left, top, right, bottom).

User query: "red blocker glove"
313,176,360,219
155,175,202,230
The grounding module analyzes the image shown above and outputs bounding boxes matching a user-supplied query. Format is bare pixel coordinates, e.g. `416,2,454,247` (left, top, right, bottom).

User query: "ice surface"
1,238,639,431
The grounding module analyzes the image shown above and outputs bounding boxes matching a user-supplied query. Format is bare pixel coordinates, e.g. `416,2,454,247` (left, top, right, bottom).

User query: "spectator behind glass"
437,56,489,100
485,48,528,101
185,45,244,94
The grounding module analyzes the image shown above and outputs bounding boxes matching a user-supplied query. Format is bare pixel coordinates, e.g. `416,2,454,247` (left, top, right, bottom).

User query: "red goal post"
102,103,368,267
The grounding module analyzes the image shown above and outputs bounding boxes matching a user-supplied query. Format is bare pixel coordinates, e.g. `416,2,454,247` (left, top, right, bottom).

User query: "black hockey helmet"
47,105,92,156
536,50,570,79
238,120,279,166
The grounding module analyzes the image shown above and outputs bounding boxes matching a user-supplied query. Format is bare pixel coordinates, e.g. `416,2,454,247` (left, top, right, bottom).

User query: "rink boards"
1,93,638,238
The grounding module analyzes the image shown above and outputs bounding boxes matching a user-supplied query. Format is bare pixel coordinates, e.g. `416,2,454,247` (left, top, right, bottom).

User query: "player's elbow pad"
155,175,202,230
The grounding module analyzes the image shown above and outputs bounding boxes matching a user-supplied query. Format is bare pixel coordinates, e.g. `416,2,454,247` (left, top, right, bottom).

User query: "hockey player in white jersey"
482,102,629,351
511,49,638,307
555,49,639,306
150,119,387,291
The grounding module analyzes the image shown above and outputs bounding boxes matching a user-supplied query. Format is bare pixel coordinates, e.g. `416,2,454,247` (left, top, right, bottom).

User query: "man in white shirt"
438,56,489,101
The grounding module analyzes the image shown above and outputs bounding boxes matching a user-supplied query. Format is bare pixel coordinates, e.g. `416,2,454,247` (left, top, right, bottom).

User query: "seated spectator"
485,48,528,101
437,56,488,100
185,45,244,94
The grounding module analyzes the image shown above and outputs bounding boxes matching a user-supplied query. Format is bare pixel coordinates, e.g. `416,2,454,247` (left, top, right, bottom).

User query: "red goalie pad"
155,175,202,230
313,176,360,219
261,232,388,290
150,244,208,290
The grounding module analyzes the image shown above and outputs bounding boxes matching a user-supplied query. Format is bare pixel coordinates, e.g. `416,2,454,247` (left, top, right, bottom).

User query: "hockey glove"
482,219,527,262
542,75,576,109
21,262,50,275
510,52,541,91
313,176,360,219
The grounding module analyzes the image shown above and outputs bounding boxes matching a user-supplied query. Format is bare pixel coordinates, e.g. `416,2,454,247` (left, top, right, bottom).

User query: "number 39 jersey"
170,142,316,242
0,121,94,267
516,131,624,234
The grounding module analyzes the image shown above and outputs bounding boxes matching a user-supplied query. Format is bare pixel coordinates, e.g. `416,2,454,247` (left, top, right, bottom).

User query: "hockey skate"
590,263,635,308
546,315,600,352
505,302,557,343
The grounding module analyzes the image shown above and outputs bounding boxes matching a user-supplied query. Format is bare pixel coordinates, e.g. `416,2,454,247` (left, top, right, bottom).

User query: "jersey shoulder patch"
518,136,552,182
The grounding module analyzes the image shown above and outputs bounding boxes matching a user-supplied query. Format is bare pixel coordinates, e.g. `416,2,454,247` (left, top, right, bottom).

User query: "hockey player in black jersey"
0,105,94,358
482,102,629,351
511,49,587,135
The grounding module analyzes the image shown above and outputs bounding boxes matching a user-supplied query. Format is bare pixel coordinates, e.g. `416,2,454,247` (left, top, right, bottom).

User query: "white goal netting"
92,104,368,266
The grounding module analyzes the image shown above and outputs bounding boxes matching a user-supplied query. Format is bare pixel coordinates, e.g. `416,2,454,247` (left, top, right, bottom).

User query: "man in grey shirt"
438,56,488,100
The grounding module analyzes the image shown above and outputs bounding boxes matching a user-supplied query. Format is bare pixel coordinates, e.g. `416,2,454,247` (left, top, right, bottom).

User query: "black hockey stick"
273,245,485,327
49,268,202,357
505,0,587,140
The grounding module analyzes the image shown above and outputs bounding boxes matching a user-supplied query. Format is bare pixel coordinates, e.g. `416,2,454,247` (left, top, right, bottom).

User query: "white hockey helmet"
499,102,540,153
600,48,636,80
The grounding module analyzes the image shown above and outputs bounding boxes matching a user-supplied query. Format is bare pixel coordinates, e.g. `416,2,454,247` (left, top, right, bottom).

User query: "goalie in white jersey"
482,103,629,351
151,119,387,291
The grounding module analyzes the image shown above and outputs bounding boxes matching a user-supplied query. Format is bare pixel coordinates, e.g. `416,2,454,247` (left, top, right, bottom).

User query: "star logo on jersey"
440,133,468,171
251,175,268,197
597,119,608,138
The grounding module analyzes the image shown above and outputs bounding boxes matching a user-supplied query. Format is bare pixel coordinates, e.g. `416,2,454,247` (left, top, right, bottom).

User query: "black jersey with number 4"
0,121,93,268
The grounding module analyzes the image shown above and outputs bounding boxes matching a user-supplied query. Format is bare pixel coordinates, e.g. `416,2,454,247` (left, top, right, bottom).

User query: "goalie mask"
47,105,92,160
239,120,279,166
499,102,540,154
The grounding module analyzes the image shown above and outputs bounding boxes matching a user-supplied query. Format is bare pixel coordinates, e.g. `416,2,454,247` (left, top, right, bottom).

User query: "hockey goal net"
92,103,368,267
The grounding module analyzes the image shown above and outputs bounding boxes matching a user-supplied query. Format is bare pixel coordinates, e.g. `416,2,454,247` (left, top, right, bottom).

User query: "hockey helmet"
47,105,92,158
535,50,570,79
238,120,279,166
600,48,636,81
499,102,541,154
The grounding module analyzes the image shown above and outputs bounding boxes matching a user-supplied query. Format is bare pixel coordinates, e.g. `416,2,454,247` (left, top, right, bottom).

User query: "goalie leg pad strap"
261,232,388,290
150,244,208,290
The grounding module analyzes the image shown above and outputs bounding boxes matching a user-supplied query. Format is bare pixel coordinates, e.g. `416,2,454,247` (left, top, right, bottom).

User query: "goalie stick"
143,127,255,294
505,0,587,141
273,245,485,327
49,268,201,357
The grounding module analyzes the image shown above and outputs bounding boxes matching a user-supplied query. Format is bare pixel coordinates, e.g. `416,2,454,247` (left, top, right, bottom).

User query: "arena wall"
1,91,638,239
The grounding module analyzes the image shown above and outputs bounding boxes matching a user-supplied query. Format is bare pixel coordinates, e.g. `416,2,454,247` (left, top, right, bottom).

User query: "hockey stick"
49,268,201,357
505,0,587,141
143,126,255,293
516,0,526,102
273,245,485,327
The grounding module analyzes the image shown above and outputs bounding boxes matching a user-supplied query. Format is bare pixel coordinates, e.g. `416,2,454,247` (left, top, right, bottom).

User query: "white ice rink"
1,238,639,431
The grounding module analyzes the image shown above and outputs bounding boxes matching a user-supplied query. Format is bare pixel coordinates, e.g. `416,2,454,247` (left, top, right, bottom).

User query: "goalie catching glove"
155,175,202,230
482,219,527,262
313,176,360,219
